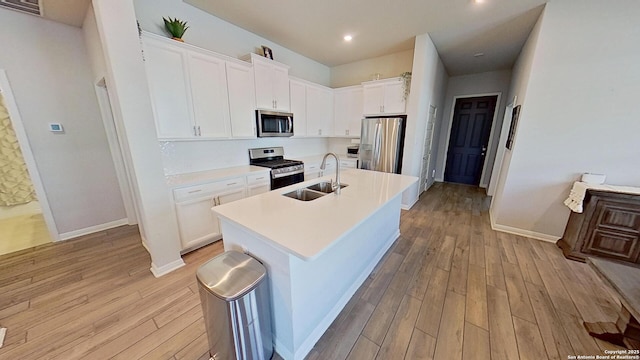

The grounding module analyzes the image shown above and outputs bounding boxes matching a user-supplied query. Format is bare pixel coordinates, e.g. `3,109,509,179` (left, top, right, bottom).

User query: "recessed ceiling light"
344,35,353,42
473,52,484,57
474,0,484,3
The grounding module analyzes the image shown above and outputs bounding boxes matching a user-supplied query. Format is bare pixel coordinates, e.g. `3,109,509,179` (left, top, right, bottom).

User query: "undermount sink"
283,182,349,201
283,188,326,201
306,181,348,194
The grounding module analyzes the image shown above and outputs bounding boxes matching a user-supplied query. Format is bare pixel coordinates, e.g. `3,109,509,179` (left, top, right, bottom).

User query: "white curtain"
0,92,36,206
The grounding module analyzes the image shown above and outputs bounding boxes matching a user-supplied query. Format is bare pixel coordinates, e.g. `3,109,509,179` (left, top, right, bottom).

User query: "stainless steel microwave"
256,110,294,137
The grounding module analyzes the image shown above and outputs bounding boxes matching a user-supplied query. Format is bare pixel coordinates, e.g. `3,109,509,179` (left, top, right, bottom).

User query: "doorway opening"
0,77,55,255
444,95,497,186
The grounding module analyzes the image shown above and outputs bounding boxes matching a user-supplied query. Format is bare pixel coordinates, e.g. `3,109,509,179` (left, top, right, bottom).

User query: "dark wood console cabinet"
558,190,640,264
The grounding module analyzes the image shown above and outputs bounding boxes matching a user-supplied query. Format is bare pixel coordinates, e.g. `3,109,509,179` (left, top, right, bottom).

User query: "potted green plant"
163,17,189,42
400,72,412,100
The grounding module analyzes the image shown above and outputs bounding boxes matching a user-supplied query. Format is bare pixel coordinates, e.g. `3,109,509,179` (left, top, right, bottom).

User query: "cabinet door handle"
226,182,237,186
198,126,202,136
255,177,264,180
188,189,202,194
193,126,198,136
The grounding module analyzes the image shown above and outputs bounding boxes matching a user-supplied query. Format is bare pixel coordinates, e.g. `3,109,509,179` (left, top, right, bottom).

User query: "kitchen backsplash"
160,138,329,175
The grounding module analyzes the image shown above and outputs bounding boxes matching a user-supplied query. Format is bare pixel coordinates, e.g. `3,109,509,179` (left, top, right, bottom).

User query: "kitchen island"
213,169,417,360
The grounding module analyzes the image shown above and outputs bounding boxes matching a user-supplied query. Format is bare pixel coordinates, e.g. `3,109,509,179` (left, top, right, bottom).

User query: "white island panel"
213,169,417,360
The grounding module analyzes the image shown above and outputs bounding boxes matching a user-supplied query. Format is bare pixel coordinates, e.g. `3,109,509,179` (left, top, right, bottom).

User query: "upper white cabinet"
142,33,256,140
306,84,333,137
289,77,333,137
143,38,193,138
226,61,257,138
289,79,307,137
251,54,290,111
187,51,231,138
362,77,406,115
333,86,363,137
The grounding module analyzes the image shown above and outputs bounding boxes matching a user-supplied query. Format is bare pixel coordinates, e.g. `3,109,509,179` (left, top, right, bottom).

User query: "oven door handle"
272,168,305,179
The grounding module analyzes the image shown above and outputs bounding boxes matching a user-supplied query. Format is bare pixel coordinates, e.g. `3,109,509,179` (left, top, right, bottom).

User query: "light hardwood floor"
0,183,627,359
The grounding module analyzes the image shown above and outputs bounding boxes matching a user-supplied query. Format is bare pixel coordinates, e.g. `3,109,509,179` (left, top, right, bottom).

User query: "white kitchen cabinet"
334,86,363,137
246,172,270,197
304,162,320,180
187,51,230,138
251,54,290,111
144,33,238,139
339,158,358,169
306,84,334,137
362,77,406,115
226,61,257,138
289,79,307,137
143,38,193,138
173,177,245,250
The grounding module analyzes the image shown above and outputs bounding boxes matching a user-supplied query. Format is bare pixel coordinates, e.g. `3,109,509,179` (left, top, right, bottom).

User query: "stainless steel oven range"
249,147,304,190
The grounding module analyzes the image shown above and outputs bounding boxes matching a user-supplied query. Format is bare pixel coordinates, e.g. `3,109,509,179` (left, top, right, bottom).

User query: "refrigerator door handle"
372,121,382,171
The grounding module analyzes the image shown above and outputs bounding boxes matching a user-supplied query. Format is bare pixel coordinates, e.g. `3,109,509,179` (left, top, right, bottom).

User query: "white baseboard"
58,218,129,241
150,258,186,278
402,197,419,210
489,208,559,243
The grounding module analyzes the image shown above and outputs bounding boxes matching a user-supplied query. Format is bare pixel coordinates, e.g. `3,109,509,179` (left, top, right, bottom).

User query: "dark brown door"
444,96,497,185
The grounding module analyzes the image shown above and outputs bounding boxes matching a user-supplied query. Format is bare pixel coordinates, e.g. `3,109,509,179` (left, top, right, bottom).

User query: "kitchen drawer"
339,159,357,169
174,176,245,202
247,172,270,185
174,182,219,202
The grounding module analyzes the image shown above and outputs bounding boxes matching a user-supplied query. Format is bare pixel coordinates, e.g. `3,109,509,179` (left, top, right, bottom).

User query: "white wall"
330,49,414,88
435,70,512,185
0,7,126,235
82,5,107,80
92,0,183,275
491,0,640,240
134,0,330,86
401,33,449,206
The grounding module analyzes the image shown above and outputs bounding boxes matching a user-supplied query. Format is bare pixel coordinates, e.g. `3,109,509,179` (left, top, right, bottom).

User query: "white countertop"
213,169,417,260
166,165,269,187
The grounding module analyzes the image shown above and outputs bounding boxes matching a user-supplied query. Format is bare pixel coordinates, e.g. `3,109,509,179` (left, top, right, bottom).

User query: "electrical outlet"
432,169,436,178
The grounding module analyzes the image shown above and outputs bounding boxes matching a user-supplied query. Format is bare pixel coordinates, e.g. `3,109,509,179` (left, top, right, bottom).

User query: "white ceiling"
184,0,547,75
33,0,547,76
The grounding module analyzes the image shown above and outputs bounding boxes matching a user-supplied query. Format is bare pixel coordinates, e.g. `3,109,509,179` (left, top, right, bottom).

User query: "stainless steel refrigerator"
358,115,407,174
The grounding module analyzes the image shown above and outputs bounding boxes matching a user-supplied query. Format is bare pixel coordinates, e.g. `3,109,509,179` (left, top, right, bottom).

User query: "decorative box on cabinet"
558,190,640,264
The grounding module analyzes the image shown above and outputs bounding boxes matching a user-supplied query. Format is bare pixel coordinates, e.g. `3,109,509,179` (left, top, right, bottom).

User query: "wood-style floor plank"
487,286,519,360
513,316,548,360
0,183,626,360
462,322,490,360
432,291,466,360
405,328,436,360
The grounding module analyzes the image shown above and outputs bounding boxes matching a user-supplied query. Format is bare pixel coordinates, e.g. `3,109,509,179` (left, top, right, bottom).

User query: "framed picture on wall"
261,46,273,60
506,105,521,150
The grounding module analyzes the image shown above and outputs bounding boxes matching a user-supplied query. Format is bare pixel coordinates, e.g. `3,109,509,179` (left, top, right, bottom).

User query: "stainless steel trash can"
196,251,273,360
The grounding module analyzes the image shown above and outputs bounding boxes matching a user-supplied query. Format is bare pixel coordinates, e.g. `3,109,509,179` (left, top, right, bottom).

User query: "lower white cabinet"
339,159,358,169
173,177,246,250
246,173,270,197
